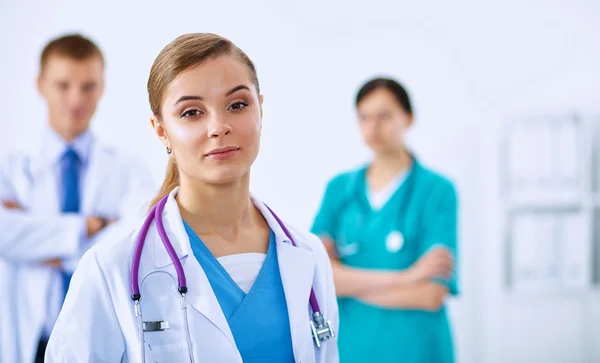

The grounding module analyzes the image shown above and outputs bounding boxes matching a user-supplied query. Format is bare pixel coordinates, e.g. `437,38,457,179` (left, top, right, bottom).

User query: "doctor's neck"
175,173,260,239
371,147,412,176
48,122,89,143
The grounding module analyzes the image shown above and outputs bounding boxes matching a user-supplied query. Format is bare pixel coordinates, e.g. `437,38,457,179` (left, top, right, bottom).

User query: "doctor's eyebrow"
174,95,203,106
173,85,251,106
224,85,250,97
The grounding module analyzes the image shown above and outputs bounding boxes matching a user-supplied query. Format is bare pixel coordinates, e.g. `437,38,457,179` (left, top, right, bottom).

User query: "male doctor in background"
0,33,157,363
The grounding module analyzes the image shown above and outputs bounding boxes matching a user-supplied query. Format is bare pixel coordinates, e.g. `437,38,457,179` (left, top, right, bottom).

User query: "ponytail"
149,157,180,209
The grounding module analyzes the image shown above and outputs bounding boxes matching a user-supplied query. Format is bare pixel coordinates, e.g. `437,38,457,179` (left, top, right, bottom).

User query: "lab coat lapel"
153,189,236,347
276,241,316,362
184,257,236,345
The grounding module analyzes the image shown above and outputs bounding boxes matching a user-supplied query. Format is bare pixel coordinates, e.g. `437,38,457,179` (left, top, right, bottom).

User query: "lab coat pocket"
146,341,189,363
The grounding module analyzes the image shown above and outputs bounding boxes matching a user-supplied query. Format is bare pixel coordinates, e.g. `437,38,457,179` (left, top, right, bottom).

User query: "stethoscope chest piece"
309,311,335,349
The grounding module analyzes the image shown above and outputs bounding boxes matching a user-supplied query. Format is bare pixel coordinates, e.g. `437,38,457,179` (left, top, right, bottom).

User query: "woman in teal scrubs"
311,77,458,363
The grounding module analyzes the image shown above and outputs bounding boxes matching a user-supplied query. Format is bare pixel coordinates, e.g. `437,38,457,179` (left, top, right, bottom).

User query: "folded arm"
0,208,84,262
324,239,453,311
356,281,449,311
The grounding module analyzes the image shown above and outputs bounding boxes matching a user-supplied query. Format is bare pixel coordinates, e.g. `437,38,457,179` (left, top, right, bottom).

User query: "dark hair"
355,77,412,115
40,34,104,71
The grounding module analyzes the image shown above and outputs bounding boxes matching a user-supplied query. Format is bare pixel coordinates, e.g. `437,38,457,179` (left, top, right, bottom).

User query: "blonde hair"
147,33,260,208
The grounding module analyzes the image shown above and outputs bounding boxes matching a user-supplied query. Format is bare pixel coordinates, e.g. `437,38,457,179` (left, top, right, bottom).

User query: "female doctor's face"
152,55,263,186
356,87,413,155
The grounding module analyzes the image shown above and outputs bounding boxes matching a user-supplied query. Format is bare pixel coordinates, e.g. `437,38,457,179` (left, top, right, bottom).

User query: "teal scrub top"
311,156,459,363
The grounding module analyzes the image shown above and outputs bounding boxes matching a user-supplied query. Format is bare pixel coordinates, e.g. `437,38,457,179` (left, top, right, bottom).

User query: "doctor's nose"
207,113,233,139
363,122,379,137
67,88,86,106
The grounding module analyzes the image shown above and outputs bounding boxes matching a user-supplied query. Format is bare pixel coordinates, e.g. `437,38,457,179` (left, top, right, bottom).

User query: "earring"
166,146,172,155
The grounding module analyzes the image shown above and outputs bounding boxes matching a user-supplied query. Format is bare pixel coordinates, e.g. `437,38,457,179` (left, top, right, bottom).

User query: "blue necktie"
60,148,80,298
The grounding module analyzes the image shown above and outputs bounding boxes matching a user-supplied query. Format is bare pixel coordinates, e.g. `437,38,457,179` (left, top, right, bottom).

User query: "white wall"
472,2,600,362
1,1,599,362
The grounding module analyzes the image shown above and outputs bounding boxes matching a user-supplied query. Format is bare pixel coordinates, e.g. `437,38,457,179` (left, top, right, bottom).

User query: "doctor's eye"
56,82,69,91
228,101,248,112
181,109,203,118
82,84,97,93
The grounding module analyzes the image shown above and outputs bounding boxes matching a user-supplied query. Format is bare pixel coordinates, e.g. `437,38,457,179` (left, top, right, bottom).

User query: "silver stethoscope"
130,194,335,362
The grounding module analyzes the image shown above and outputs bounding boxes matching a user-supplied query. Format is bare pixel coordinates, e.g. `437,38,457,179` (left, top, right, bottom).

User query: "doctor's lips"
205,146,240,160
69,109,87,119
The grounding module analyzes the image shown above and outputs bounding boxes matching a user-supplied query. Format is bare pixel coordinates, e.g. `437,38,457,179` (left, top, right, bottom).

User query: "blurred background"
1,0,599,362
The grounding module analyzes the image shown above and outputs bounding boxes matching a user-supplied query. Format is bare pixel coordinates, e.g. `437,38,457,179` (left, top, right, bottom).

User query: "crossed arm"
0,153,155,266
322,238,453,311
0,200,111,267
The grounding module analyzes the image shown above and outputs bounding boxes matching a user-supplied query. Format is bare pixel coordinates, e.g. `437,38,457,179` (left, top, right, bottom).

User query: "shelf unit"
501,113,598,294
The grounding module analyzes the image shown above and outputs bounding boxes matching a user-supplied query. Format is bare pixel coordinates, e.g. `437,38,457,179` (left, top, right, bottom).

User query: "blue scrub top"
311,156,459,363
184,222,295,363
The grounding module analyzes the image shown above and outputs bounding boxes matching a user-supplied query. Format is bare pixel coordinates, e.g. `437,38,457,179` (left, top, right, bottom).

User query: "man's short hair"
40,33,104,71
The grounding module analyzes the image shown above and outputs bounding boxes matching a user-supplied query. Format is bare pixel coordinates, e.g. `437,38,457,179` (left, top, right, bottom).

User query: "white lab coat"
0,209,82,363
46,188,339,363
0,138,158,363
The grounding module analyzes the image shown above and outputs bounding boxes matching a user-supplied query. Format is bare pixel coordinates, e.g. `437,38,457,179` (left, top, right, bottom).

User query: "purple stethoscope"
130,193,335,362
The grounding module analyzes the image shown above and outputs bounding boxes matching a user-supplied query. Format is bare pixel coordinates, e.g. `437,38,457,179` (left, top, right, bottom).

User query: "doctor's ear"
406,114,414,128
36,74,45,97
150,115,169,149
259,94,264,118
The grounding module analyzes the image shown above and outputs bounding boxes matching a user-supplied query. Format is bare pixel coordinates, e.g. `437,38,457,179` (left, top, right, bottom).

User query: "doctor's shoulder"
285,223,331,264
413,162,458,204
95,139,150,170
282,223,335,289
94,140,157,196
319,166,365,203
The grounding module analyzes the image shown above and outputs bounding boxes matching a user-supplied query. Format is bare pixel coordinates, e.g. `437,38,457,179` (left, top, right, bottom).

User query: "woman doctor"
311,78,458,363
45,33,338,363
